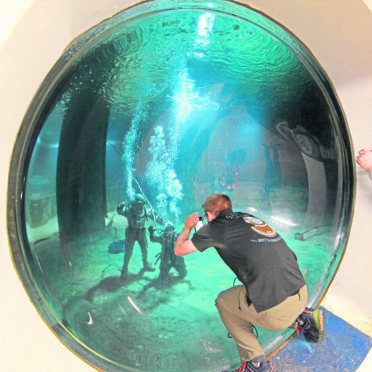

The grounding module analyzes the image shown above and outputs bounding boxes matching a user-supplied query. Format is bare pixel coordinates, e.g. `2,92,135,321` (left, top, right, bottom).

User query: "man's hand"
357,148,372,179
184,212,202,230
174,212,201,256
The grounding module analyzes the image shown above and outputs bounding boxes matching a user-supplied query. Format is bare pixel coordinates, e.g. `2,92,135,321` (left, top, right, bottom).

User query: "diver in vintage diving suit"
117,193,164,280
148,223,187,285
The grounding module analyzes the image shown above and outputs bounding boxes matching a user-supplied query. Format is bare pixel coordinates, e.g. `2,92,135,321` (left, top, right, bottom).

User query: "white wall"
1,0,371,370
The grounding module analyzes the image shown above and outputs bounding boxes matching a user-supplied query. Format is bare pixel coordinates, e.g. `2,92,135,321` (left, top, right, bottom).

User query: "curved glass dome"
7,0,354,371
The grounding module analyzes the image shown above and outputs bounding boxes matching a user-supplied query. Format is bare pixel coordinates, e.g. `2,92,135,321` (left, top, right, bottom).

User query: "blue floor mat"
271,307,372,371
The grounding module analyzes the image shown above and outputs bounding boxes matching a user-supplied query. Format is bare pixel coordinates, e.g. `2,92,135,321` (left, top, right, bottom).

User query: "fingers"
185,212,201,229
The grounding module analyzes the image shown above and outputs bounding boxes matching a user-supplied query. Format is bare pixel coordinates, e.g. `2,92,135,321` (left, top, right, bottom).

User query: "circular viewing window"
8,0,354,371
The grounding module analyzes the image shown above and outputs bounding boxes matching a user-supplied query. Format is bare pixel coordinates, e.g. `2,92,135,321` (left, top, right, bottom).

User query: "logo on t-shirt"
243,216,277,237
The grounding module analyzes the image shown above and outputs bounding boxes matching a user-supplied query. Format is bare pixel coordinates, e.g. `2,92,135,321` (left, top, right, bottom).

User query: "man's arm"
174,212,200,256
148,226,161,243
147,208,166,225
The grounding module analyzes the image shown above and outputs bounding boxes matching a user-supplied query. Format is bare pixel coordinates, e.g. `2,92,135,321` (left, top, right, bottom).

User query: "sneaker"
227,360,273,372
296,307,324,342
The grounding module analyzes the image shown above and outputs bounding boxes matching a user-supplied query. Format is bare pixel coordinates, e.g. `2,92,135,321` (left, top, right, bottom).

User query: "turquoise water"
10,1,354,371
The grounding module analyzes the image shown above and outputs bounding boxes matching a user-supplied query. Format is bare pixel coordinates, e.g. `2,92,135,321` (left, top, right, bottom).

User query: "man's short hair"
202,194,232,216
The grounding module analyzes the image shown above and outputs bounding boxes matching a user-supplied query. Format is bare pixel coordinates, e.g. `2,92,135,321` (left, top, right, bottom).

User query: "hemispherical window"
7,0,354,371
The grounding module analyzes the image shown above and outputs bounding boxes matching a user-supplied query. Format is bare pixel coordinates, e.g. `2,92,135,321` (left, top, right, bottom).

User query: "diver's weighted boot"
142,263,155,272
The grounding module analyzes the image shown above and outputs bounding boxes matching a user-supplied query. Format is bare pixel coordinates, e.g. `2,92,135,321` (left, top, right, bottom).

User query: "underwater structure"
6,1,354,371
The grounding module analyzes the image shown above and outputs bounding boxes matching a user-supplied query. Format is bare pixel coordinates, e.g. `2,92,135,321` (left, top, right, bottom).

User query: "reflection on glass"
18,0,353,371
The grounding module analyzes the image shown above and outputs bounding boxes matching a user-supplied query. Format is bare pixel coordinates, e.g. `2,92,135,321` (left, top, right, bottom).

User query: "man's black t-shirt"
191,209,306,312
